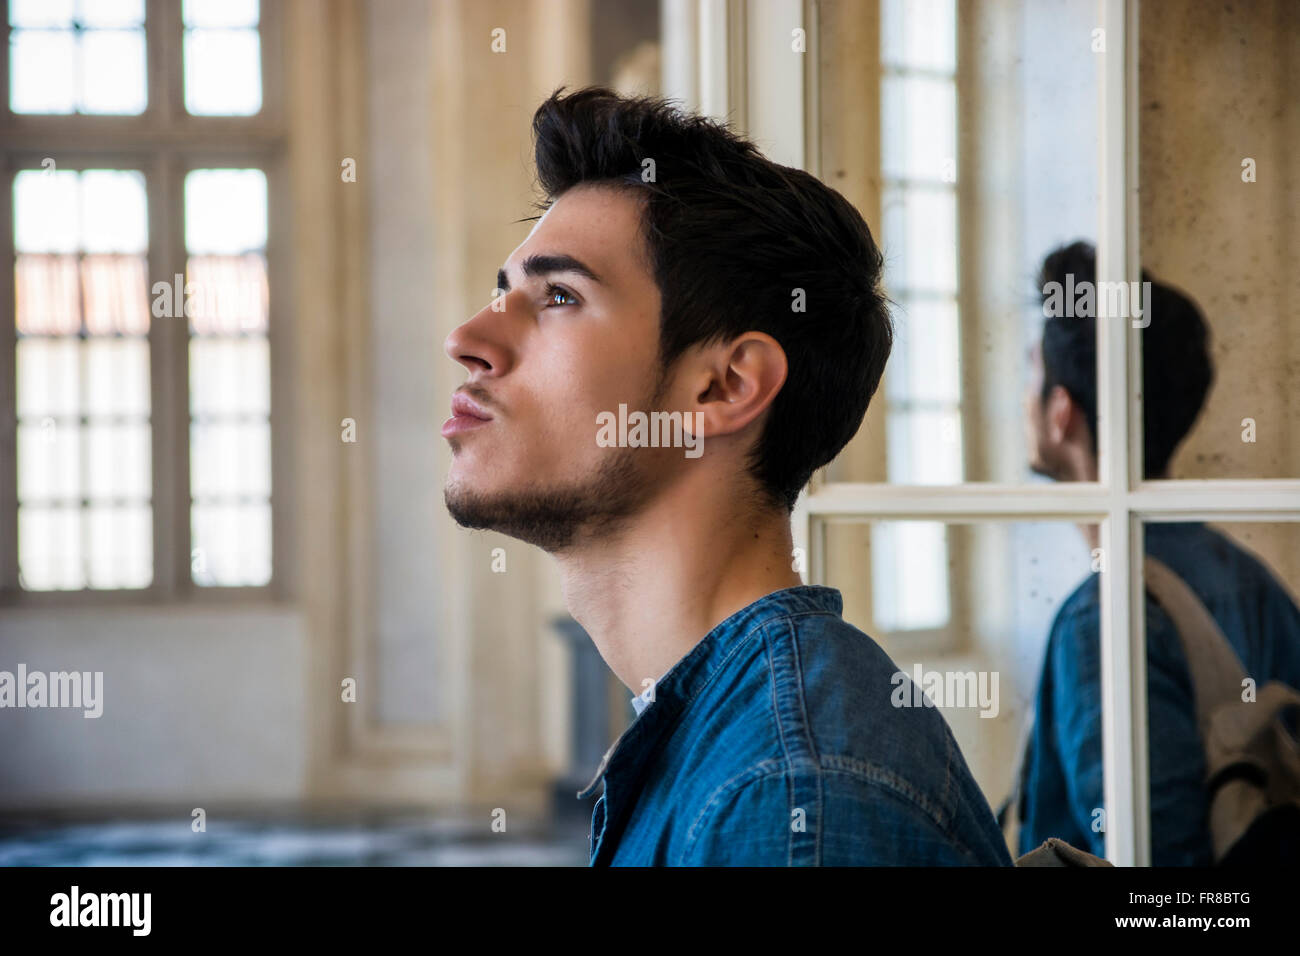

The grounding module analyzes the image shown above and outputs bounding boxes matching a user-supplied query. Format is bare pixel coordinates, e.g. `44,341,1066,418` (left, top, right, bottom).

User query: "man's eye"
545,284,578,307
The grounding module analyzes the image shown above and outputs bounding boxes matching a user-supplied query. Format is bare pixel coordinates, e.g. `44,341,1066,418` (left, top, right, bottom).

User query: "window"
1,0,283,599
183,0,261,116
14,169,152,590
8,0,147,115
186,168,271,587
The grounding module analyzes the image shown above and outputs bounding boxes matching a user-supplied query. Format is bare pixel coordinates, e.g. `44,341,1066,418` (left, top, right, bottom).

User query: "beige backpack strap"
1143,556,1248,738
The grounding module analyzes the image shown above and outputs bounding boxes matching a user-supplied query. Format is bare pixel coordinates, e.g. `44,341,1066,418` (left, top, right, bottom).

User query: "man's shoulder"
692,603,960,765
675,750,1011,865
1052,572,1102,634
1153,523,1283,595
1042,527,1300,660
671,609,1011,864
1036,574,1103,685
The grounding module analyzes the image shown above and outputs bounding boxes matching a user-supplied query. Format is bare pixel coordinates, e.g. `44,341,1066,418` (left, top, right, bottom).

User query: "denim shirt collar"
577,584,844,803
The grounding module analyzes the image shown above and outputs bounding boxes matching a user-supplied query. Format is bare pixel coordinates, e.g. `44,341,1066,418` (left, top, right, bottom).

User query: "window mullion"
146,155,173,597
157,152,191,598
0,157,17,591
145,0,178,123
170,154,192,598
267,156,289,599
0,1,10,117
1097,0,1147,868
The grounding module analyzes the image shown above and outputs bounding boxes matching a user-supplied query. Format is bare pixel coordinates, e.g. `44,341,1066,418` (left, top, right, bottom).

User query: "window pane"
881,0,955,72
81,255,150,334
870,521,951,631
84,338,150,416
885,408,962,484
1138,4,1300,479
16,338,79,417
14,171,80,253
185,170,268,253
10,0,75,28
824,0,1100,484
823,516,1102,857
183,0,259,28
192,502,271,587
1139,521,1300,864
18,420,80,502
85,422,151,500
13,170,151,591
185,168,272,587
190,420,271,498
882,188,957,295
885,298,960,405
9,30,77,113
76,0,145,29
86,504,151,589
80,170,148,253
9,18,145,115
17,506,83,591
882,74,956,182
184,28,262,115
80,29,147,115
186,254,268,334
15,255,80,334
190,337,270,415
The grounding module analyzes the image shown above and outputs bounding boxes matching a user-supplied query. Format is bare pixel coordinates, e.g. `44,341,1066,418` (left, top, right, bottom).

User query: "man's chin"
443,451,651,554
443,485,602,554
1027,455,1066,482
444,484,551,550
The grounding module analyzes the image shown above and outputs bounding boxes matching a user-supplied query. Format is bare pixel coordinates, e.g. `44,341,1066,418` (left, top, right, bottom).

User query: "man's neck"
555,480,804,693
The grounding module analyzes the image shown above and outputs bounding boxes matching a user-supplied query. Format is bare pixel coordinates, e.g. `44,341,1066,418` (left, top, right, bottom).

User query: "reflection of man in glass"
1019,241,1300,864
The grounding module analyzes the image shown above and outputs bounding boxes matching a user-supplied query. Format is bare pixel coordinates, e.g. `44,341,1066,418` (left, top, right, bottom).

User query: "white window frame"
673,0,1300,867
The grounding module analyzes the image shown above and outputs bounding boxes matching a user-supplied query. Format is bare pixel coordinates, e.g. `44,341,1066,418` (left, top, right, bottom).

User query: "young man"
440,87,1013,866
1019,241,1300,864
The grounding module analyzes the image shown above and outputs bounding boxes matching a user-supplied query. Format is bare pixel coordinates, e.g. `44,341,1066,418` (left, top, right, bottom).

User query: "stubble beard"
444,443,657,554
446,364,675,553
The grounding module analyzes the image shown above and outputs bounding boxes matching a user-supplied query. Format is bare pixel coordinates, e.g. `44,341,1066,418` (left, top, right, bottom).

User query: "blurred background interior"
0,0,1296,864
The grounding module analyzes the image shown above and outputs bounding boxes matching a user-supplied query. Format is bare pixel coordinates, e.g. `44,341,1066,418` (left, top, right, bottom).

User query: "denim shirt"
579,585,1014,866
1018,522,1300,865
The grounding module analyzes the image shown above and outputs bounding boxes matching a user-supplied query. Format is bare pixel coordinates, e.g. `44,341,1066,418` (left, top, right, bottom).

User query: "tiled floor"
0,813,590,866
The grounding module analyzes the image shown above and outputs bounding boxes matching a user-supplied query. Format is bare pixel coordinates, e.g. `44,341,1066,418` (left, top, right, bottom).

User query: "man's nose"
443,293,512,375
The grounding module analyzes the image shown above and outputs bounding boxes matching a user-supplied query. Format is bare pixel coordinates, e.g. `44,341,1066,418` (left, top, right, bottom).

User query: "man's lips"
442,391,494,438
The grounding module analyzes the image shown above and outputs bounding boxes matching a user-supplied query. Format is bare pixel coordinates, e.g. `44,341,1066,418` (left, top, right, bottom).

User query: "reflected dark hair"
1038,240,1214,477
530,86,893,512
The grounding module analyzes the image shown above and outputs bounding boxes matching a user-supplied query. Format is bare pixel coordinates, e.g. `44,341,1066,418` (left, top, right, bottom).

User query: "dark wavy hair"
530,86,892,512
1038,240,1214,477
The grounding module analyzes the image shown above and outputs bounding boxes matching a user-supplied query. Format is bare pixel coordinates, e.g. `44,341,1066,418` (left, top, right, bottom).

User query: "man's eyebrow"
496,254,603,293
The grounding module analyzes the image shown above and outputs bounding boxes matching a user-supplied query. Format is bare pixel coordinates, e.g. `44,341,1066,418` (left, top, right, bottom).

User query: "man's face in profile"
442,184,675,551
1024,338,1058,479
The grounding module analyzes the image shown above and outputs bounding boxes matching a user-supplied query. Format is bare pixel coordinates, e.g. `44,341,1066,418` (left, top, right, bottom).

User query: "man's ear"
691,332,788,439
1044,384,1076,446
